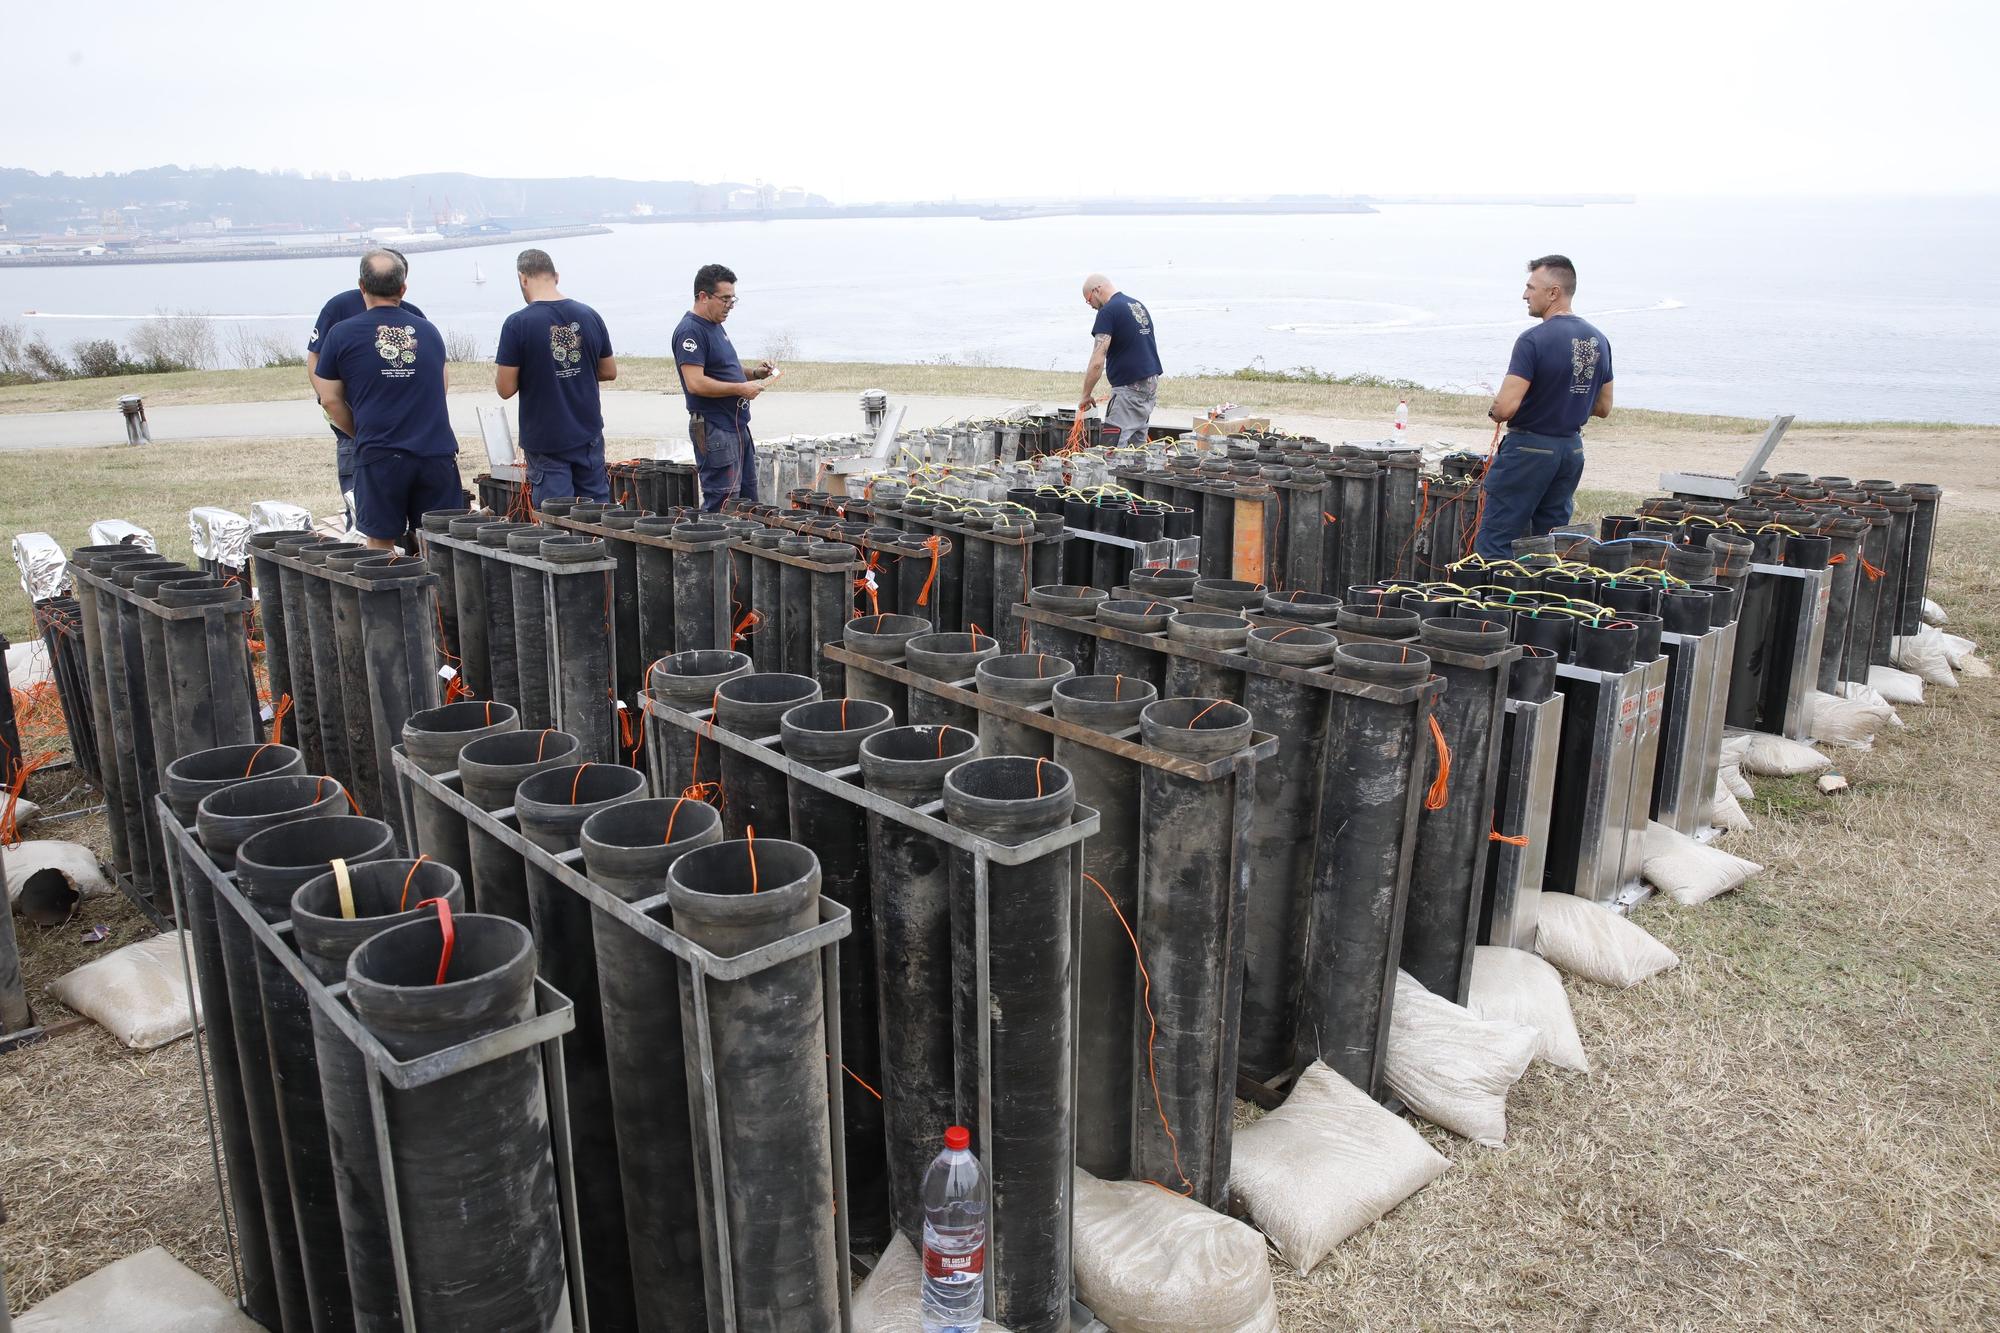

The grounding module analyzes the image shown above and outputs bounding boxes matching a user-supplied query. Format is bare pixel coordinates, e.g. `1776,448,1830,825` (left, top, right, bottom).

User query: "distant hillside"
0,166,828,232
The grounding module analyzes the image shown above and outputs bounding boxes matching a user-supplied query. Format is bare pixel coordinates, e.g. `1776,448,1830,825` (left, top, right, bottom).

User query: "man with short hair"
306,248,424,526
672,263,774,512
495,249,617,503
309,250,463,551
1080,274,1163,446
1475,255,1615,559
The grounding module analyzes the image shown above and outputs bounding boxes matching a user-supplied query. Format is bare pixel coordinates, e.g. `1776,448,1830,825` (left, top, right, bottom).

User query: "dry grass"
2,514,1995,1322
0,433,496,641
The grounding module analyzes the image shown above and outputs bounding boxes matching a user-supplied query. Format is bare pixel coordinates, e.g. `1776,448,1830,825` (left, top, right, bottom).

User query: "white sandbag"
1921,597,1946,626
1868,665,1926,706
2,794,42,835
1720,762,1754,800
1940,632,1978,667
1710,778,1752,832
1072,1171,1277,1332
1641,820,1761,906
1840,680,1905,727
4,839,113,917
1533,891,1679,989
1957,654,1993,679
1738,732,1831,777
6,635,55,687
850,1234,1008,1332
1891,627,1958,688
16,1245,263,1332
1229,1062,1449,1272
1718,733,1752,769
1807,689,1894,750
47,931,200,1051
1383,971,1537,1147
1467,945,1589,1073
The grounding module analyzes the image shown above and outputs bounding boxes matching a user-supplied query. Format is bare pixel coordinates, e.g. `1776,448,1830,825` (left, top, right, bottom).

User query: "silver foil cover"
249,500,313,534
12,531,69,602
189,506,252,568
86,519,157,552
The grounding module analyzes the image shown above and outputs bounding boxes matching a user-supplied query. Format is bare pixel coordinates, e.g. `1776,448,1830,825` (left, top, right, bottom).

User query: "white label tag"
439,665,458,681
615,700,627,711
259,704,274,721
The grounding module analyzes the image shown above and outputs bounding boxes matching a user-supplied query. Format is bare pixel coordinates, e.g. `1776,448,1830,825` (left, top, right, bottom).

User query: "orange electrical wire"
1424,714,1452,810
1,751,58,845
745,825,759,893
1189,699,1226,727
1084,872,1192,1197
570,762,593,804
916,537,942,608
266,693,293,745
399,854,431,911
1489,825,1530,848
663,796,688,845
314,776,364,817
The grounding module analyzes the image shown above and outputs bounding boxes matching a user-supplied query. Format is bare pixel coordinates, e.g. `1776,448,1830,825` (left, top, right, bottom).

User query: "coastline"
0,224,611,270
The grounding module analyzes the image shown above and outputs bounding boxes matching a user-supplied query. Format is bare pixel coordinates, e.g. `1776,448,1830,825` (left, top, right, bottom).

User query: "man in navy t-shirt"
495,248,617,504
1476,254,1616,559
305,248,424,526
672,263,774,511
1081,274,1163,446
309,250,463,550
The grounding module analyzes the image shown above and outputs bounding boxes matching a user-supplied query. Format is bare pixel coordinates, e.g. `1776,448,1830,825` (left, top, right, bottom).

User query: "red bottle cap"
944,1125,970,1152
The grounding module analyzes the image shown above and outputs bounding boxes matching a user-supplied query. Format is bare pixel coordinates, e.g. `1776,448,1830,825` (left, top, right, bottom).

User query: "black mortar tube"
667,838,842,1329
194,774,356,1333
1400,625,1514,1005
634,517,680,677
1900,484,1942,636
401,699,519,889
903,632,998,731
248,532,295,746
672,522,733,653
506,526,557,728
445,514,494,697
973,652,1076,757
323,546,389,820
843,614,932,720
1301,643,1432,1096
580,798,723,1330
454,727,582,927
1134,698,1255,1207
1092,601,1174,693
1026,585,1105,672
296,542,359,792
162,747,298,1331
1164,612,1248,701
274,536,331,774
513,760,649,1333
645,650,752,799
542,534,621,762
290,858,465,1333
235,814,398,1333
476,522,533,708
780,698,896,1251
1049,674,1154,1180
712,673,821,838
945,756,1077,1333
70,546,146,872
346,912,567,1333
419,509,467,664
352,553,443,851
1236,626,1338,1081
860,724,982,1243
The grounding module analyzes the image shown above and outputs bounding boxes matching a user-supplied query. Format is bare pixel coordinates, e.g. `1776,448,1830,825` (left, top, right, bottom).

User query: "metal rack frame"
390,750,859,1333
157,797,588,1333
638,693,1100,1329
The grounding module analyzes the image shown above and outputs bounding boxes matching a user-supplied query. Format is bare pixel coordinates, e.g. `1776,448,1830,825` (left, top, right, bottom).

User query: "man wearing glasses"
1080,273,1162,446
672,263,776,511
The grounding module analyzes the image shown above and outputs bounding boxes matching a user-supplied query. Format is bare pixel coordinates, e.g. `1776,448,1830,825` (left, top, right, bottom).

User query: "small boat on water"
473,262,486,285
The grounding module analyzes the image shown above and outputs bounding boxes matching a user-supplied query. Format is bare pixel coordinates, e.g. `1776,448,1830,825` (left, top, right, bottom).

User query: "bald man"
1080,274,1163,446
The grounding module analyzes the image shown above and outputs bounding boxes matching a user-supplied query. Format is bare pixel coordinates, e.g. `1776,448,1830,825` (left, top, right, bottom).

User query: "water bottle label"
923,1244,984,1279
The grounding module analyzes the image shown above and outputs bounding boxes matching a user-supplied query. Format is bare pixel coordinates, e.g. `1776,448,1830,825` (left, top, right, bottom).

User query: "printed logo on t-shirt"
681,337,699,354
1131,301,1153,336
1569,337,1601,394
550,322,584,366
375,325,418,366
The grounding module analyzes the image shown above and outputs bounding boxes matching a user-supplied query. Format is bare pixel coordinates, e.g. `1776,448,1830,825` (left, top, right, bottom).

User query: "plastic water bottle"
920,1125,986,1333
1393,396,1409,438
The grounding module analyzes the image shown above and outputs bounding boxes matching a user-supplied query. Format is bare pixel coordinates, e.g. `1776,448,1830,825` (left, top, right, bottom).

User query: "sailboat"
473,262,486,286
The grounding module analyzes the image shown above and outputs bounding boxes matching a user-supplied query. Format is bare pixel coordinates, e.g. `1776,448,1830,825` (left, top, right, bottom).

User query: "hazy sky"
5,0,1993,200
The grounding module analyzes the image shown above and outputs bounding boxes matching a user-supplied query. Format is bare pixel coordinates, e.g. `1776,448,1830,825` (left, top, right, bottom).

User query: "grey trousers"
1106,376,1159,446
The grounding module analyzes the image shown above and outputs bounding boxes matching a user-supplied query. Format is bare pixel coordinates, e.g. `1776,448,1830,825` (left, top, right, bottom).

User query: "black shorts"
352,449,464,540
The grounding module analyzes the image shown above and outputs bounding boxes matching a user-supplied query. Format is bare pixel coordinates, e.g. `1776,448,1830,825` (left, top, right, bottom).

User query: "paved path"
0,390,1063,452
